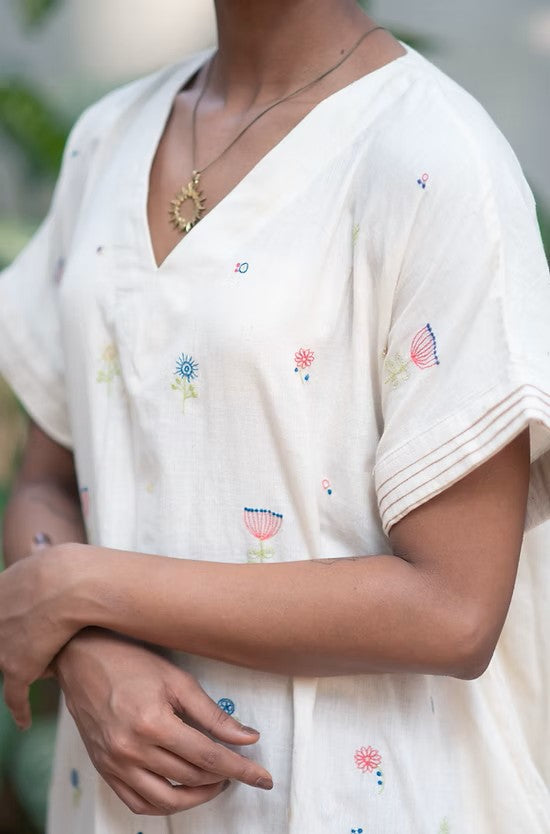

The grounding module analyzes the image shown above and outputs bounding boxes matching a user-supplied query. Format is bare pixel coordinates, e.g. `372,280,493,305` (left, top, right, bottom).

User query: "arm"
3,420,86,564
66,428,531,680
2,422,273,813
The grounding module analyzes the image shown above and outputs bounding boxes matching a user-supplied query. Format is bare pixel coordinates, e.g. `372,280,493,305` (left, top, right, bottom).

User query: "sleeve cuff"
374,376,550,537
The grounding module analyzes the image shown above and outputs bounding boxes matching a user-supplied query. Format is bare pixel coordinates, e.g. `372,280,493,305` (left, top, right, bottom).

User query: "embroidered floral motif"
410,323,440,369
352,223,360,245
438,818,450,834
244,507,283,562
321,478,333,495
79,486,89,519
384,323,440,388
417,172,429,189
294,348,315,383
234,261,249,274
354,745,384,794
217,697,236,715
171,353,199,413
383,352,410,388
70,768,81,805
96,344,120,391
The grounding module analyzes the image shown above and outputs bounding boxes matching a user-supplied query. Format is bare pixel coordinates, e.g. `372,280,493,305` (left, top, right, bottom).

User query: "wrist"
52,626,113,683
48,542,103,634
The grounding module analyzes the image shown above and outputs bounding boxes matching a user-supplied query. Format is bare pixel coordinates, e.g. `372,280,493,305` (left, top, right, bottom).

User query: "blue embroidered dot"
243,507,283,519
376,771,382,776
327,488,332,495
377,780,383,785
217,697,235,715
70,768,79,788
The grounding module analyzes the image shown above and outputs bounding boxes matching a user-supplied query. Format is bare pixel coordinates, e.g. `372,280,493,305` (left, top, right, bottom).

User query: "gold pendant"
168,171,206,234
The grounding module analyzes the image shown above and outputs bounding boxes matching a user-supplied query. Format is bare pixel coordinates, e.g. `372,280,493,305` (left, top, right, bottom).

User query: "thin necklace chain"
191,24,387,176
168,24,387,234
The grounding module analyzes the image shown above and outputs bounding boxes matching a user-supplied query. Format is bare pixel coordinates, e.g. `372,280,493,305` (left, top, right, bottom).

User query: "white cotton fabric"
0,40,549,834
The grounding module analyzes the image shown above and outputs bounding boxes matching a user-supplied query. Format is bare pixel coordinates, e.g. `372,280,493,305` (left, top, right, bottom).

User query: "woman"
0,1,549,832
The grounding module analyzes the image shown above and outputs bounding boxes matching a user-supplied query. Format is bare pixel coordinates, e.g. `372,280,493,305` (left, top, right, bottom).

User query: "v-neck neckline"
140,40,416,274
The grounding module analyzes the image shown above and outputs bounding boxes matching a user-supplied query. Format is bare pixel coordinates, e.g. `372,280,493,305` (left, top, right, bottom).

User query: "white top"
1,40,549,834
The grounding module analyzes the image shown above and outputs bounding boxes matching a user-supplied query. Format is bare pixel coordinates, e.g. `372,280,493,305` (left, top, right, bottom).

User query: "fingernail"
33,532,52,546
239,725,260,735
221,779,231,792
255,776,273,790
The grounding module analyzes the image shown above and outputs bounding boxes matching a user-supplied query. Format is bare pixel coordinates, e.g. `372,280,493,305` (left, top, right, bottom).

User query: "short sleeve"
373,116,550,537
0,108,96,449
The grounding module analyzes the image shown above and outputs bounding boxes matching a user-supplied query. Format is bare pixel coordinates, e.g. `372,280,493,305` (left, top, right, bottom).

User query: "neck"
210,0,374,103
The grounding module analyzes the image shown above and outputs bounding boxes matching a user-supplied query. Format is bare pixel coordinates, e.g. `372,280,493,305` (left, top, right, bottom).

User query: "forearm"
73,547,478,679
3,479,85,566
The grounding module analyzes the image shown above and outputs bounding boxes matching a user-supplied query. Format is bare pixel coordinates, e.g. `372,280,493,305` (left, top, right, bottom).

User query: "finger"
172,673,260,744
160,720,273,790
123,767,231,814
146,748,225,788
106,773,165,817
3,677,32,730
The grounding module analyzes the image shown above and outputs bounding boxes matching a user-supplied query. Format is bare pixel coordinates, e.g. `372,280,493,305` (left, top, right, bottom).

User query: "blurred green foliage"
0,81,69,177
16,0,62,29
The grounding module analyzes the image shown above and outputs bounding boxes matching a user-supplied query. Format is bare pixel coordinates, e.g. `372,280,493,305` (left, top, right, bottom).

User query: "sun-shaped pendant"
169,171,206,234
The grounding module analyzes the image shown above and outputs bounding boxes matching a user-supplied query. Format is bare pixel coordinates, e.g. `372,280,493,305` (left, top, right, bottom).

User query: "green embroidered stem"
182,378,187,413
97,357,120,394
247,540,274,562
171,376,198,413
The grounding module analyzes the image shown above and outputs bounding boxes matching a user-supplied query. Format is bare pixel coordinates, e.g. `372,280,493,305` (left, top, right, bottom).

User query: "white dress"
0,40,549,834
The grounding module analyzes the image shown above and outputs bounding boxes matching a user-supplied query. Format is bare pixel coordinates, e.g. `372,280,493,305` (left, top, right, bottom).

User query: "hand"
0,543,79,728
54,628,273,816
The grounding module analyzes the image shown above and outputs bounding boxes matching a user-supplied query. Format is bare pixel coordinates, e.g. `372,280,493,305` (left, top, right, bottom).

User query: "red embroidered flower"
294,348,315,369
354,746,382,773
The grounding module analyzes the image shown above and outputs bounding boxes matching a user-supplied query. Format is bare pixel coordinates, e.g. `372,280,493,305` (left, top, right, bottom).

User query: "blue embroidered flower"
175,353,199,381
217,697,236,715
172,353,199,413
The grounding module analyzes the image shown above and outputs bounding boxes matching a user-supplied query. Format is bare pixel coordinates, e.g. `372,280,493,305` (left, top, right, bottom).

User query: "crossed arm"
0,421,530,814
2,420,530,702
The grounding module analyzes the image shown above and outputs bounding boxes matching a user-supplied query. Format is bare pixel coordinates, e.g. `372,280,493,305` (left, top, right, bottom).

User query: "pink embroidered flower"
294,348,315,369
243,507,283,562
79,486,89,519
410,323,440,369
354,745,382,773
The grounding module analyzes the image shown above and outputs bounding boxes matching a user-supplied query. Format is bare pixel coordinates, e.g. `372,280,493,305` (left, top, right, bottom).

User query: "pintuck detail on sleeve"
373,110,550,537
